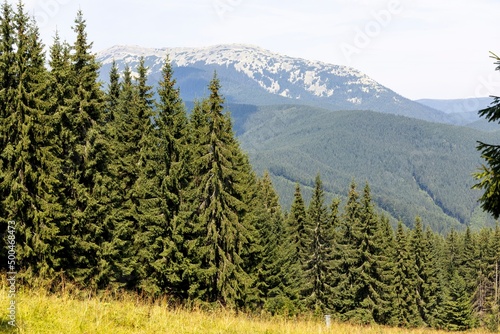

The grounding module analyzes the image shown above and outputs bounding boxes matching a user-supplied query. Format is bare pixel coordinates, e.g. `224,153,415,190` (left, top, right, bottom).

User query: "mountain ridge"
95,44,499,231
96,44,449,123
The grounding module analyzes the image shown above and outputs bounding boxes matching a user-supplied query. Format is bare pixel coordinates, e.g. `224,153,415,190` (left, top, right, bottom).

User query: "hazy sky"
12,0,500,100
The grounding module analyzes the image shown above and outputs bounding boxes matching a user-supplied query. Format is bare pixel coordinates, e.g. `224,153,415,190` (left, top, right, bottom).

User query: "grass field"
0,275,493,334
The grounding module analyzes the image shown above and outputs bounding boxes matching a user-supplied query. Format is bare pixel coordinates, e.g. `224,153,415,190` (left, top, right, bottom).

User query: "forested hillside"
236,104,499,232
2,3,500,331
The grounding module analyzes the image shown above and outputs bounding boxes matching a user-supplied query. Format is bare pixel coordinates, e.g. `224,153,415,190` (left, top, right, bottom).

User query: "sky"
10,0,500,100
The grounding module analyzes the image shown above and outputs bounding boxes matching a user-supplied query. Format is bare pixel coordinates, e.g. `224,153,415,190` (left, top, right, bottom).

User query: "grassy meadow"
0,275,493,334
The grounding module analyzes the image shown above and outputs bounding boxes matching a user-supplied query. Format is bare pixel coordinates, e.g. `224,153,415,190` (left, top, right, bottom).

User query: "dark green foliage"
105,59,120,120
285,183,309,308
410,217,446,327
474,52,500,219
57,10,107,287
302,174,335,313
133,56,189,297
252,172,291,313
0,2,63,278
182,73,254,307
392,221,422,327
342,183,391,324
445,271,475,331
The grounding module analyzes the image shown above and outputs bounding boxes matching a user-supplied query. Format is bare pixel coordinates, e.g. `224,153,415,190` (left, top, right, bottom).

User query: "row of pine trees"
1,2,500,331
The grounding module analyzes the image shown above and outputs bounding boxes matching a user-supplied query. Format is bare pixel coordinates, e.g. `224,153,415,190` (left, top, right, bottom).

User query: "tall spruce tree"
444,271,475,331
0,2,62,278
303,174,335,313
252,172,290,313
285,183,309,309
133,56,189,297
422,227,446,328
334,180,362,318
103,62,150,289
61,10,107,287
410,217,446,327
183,73,254,307
392,221,422,327
104,59,120,121
344,183,391,324
0,0,16,272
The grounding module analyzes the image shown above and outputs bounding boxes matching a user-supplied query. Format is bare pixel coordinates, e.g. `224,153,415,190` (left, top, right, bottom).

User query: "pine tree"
423,228,446,328
302,174,335,313
392,221,422,327
343,183,391,324
334,180,362,318
285,183,309,309
0,2,65,279
410,217,446,327
101,62,150,289
459,226,479,295
0,0,16,272
444,229,461,279
473,52,500,219
105,59,120,121
327,196,342,313
133,56,189,297
444,271,475,331
410,217,426,323
483,223,500,329
60,10,107,287
252,172,290,313
183,73,254,307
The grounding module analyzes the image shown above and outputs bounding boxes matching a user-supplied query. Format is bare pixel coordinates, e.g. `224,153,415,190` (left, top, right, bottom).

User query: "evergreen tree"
327,196,342,313
473,52,500,218
344,183,391,324
0,0,16,272
302,174,334,313
334,180,362,318
392,221,422,327
285,183,309,309
183,73,254,307
421,228,446,328
43,31,73,280
60,10,107,287
444,271,475,331
101,62,151,289
252,172,290,313
410,217,446,327
459,226,479,296
134,56,189,297
0,2,63,278
444,229,461,279
105,59,120,121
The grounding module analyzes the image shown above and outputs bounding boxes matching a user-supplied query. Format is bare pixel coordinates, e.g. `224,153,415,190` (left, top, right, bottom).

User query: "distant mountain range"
95,44,499,231
417,97,496,130
97,44,454,124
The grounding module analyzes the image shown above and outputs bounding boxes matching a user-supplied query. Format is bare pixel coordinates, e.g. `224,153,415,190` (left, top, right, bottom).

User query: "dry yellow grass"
0,275,493,334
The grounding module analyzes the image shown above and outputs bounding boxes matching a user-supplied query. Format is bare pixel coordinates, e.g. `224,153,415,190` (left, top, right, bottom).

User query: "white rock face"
97,44,388,101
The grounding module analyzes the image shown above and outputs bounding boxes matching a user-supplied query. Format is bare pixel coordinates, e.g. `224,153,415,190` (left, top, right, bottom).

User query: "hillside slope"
237,105,499,232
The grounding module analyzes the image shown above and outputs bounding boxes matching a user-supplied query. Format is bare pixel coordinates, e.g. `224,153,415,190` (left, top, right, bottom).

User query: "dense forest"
2,2,500,331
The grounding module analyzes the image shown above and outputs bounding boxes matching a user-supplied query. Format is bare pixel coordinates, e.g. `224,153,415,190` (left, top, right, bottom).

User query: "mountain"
95,44,499,231
237,105,499,232
96,44,449,123
416,97,498,130
417,97,493,114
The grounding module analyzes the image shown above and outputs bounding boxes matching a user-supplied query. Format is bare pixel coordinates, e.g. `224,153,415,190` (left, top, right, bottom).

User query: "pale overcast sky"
11,0,500,100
